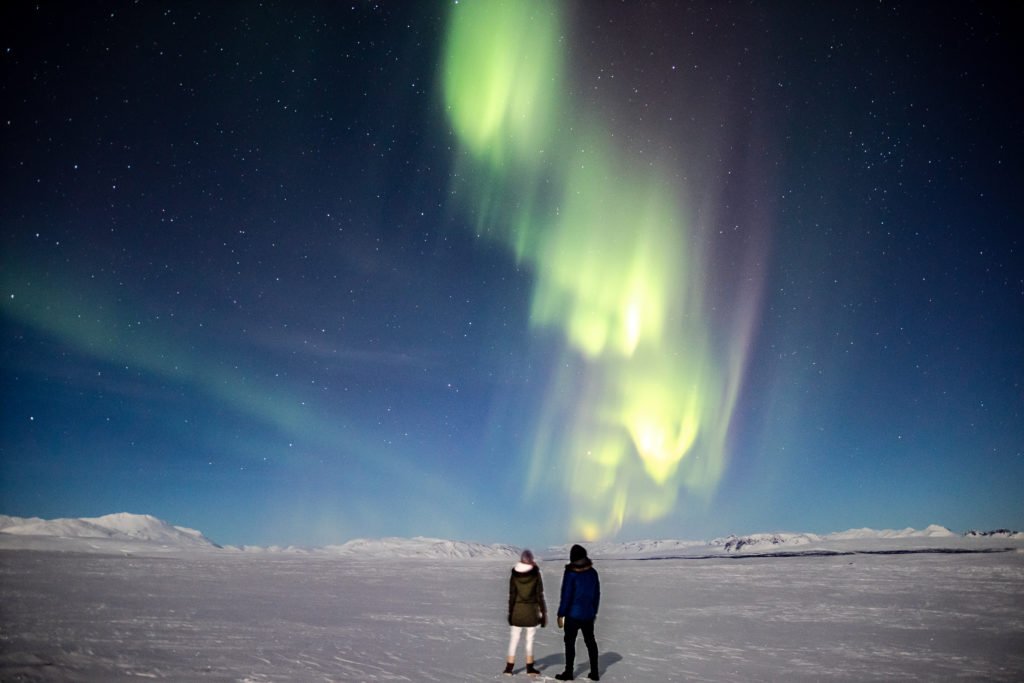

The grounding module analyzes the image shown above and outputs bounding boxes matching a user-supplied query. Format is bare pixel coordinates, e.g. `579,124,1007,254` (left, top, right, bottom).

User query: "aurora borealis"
1,2,1021,547
441,1,757,539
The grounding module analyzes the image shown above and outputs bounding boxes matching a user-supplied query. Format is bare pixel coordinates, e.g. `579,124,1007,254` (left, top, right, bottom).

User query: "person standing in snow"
554,544,600,681
504,549,547,676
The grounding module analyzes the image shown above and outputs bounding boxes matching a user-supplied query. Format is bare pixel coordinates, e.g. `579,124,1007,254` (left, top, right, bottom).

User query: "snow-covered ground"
2,516,1023,681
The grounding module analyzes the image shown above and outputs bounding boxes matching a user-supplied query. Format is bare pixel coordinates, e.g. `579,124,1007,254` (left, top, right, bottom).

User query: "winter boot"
526,662,541,676
587,673,600,681
503,662,514,675
554,672,574,681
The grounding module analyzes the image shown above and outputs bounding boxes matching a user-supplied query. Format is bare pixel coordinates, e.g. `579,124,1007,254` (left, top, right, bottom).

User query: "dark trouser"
563,617,599,675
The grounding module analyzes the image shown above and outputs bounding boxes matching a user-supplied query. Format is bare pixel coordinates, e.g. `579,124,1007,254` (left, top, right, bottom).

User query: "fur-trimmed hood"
565,556,594,571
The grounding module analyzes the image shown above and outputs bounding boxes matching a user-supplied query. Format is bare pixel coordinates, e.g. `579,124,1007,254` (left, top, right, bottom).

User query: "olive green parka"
508,563,547,628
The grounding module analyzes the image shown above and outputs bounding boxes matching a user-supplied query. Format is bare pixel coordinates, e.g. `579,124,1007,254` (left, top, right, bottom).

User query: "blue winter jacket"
557,561,600,621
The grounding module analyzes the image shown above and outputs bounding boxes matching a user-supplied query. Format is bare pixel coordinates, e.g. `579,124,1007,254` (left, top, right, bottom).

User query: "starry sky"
1,1,1021,547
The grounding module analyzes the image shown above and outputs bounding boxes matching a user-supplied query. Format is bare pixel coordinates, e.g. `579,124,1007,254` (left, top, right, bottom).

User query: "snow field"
2,549,1023,681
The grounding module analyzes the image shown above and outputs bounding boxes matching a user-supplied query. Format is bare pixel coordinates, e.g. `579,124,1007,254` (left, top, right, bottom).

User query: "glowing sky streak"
442,1,759,540
0,265,454,496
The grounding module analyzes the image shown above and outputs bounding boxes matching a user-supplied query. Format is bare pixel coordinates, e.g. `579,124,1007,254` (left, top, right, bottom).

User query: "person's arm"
508,573,515,624
557,570,573,618
593,570,600,616
538,572,548,627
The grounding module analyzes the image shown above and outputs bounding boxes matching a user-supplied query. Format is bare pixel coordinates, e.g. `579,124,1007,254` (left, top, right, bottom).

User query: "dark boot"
587,673,600,681
503,661,514,675
554,672,574,681
526,662,541,676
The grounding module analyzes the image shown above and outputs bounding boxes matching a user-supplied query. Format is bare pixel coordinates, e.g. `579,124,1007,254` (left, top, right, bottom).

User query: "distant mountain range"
0,513,218,548
1,513,1021,558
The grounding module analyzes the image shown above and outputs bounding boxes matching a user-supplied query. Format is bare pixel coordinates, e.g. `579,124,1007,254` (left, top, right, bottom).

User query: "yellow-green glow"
442,2,754,539
529,137,687,359
441,0,562,169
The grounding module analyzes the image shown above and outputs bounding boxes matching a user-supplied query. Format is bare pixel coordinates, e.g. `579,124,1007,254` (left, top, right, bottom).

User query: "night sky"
2,1,1020,547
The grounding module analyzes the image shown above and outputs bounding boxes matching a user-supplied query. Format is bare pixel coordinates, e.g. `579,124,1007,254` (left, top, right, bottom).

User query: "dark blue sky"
1,1,1020,547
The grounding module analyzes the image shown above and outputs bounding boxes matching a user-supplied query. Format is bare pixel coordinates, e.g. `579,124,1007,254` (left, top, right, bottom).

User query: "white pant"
507,625,537,659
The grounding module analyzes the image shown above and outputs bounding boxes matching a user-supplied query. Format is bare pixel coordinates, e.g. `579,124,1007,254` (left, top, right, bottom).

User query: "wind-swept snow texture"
2,548,1023,681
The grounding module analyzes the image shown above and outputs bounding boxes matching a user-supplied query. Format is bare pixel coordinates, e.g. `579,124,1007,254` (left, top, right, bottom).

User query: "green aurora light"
442,0,755,540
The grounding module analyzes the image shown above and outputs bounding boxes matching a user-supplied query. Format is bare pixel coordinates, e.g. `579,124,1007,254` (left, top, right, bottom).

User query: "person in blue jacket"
554,544,600,681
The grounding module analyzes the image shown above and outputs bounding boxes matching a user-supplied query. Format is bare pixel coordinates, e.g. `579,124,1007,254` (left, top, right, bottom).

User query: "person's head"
520,549,535,565
569,544,588,564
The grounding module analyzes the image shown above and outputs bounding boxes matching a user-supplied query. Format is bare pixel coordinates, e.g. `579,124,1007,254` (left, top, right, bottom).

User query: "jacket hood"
569,544,587,563
567,543,591,569
566,556,593,571
513,562,539,576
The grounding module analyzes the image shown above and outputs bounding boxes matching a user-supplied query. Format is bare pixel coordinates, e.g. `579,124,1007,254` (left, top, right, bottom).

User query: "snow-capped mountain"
711,532,822,553
322,536,519,559
964,529,1024,539
826,524,956,540
2,513,1020,557
0,513,218,549
0,514,44,531
544,538,706,559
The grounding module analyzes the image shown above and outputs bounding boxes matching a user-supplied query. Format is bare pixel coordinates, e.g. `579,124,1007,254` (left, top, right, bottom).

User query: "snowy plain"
1,515,1023,682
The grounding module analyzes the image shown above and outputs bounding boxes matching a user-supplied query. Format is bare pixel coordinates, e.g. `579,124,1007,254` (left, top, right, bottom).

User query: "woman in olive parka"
503,549,547,676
